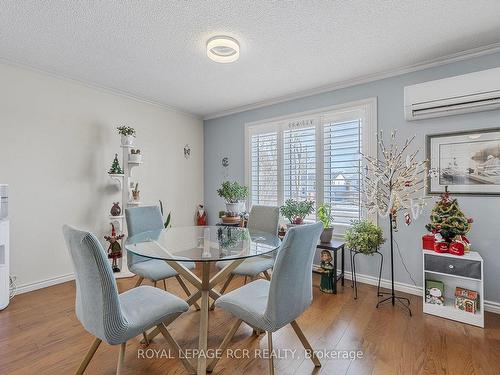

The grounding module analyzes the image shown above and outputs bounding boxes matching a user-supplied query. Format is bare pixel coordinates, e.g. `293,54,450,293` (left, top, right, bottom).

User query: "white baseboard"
341,270,500,315
14,269,500,315
15,273,75,295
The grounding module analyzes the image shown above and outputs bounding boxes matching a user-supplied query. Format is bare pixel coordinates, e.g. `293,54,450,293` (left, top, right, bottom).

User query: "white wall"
0,62,203,291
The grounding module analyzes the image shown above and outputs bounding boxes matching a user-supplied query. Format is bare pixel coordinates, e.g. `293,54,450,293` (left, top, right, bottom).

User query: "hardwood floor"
1,272,499,375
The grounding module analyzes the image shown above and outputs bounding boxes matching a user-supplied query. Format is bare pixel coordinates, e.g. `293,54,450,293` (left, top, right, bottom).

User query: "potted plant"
217,181,249,217
344,220,385,255
131,183,140,202
129,149,142,163
317,203,334,243
117,125,136,146
280,199,315,226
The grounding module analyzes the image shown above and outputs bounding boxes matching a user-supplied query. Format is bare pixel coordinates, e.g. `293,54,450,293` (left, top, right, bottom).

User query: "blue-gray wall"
204,52,500,304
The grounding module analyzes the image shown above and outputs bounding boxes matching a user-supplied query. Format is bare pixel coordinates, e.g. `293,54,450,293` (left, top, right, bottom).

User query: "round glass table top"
125,226,281,262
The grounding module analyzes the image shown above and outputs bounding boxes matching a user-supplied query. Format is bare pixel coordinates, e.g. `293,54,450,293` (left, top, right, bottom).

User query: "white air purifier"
0,184,10,310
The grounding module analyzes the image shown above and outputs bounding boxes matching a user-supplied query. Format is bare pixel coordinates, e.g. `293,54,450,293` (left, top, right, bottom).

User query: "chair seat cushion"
118,286,189,342
130,257,195,281
215,256,274,277
215,279,275,332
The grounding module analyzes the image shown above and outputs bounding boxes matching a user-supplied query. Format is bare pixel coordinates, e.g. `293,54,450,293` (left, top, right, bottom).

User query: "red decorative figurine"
104,223,125,272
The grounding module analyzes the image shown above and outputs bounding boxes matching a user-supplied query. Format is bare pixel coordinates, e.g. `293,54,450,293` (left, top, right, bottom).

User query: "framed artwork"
426,128,500,195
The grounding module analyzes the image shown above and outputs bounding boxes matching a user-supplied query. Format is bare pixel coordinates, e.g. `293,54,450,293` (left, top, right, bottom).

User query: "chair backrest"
125,205,164,266
247,205,280,235
264,222,322,331
62,225,126,344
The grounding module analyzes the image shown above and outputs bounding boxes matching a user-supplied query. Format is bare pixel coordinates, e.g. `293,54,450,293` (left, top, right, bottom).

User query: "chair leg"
263,270,271,281
210,274,234,310
163,279,167,290
116,342,126,375
267,331,274,375
142,332,149,346
290,320,321,367
134,276,144,288
244,276,248,285
175,275,201,310
207,319,242,373
157,323,196,374
75,337,101,375
153,281,157,288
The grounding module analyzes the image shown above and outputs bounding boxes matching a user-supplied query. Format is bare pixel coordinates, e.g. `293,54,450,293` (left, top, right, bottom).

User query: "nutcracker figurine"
104,223,125,272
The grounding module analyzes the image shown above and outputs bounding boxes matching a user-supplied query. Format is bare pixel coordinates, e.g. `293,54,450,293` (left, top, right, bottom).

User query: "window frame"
244,98,378,235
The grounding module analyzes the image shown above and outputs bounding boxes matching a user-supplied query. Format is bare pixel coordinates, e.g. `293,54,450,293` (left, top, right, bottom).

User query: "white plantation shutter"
246,99,376,234
250,131,278,206
323,119,362,226
283,125,316,202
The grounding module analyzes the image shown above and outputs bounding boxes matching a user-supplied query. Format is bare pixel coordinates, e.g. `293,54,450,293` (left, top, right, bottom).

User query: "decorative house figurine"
108,154,123,174
455,287,479,313
104,224,125,272
318,250,334,294
110,202,121,216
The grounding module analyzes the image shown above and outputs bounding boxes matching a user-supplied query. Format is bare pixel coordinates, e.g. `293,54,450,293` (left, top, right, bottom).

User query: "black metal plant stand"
350,248,383,300
375,213,412,316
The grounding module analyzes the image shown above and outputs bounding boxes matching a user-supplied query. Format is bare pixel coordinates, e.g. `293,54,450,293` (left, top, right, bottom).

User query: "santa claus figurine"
104,223,125,272
196,204,207,226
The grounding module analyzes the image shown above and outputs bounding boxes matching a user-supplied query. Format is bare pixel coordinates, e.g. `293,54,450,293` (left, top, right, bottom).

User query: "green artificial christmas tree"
425,187,472,242
108,154,123,174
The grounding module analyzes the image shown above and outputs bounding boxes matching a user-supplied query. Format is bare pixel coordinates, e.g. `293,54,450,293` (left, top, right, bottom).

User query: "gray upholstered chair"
125,206,196,297
214,205,280,295
62,225,193,375
210,222,323,375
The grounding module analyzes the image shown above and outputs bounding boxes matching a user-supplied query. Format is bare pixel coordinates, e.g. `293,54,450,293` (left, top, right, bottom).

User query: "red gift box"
449,241,465,256
422,234,435,251
434,242,449,253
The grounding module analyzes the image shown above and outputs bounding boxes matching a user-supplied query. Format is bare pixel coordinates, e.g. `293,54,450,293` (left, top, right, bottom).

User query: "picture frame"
426,128,500,195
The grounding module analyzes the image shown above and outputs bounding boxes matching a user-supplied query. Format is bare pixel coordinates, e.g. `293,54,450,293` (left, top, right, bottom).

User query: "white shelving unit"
108,143,143,279
423,250,484,328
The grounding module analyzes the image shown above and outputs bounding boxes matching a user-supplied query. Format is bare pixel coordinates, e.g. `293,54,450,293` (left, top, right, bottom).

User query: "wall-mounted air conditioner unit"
404,67,500,121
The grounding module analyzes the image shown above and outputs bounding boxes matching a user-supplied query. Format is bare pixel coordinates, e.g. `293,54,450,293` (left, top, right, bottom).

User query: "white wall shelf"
107,139,143,279
423,250,484,328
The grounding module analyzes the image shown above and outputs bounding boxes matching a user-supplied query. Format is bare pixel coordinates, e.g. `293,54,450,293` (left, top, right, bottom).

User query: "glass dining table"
125,225,281,375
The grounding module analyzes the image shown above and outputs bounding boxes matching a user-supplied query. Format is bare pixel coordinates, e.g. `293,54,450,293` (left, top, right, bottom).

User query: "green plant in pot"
217,181,249,217
117,125,136,146
317,203,334,243
344,219,385,255
280,199,315,226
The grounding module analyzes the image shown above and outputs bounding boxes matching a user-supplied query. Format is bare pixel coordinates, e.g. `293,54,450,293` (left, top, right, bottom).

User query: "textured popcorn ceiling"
1,1,500,117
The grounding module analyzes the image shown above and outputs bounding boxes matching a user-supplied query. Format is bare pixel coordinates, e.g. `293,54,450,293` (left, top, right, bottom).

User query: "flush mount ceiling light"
206,36,240,63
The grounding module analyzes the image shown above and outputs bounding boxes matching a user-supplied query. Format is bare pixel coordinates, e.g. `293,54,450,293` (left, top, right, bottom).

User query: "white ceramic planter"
121,135,135,146
225,201,245,216
128,153,142,163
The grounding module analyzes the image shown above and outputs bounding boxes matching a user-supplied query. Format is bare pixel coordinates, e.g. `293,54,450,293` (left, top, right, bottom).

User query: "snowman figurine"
426,287,444,305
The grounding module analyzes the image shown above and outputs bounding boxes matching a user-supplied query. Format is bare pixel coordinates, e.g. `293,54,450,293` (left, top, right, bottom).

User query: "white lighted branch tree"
361,130,429,315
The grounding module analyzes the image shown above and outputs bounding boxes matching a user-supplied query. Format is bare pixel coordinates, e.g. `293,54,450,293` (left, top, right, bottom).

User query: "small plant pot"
132,192,140,201
320,227,334,243
121,135,135,146
128,153,142,163
225,202,245,217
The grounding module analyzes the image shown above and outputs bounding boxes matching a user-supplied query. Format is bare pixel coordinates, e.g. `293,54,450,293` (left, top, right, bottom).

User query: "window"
246,98,377,234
